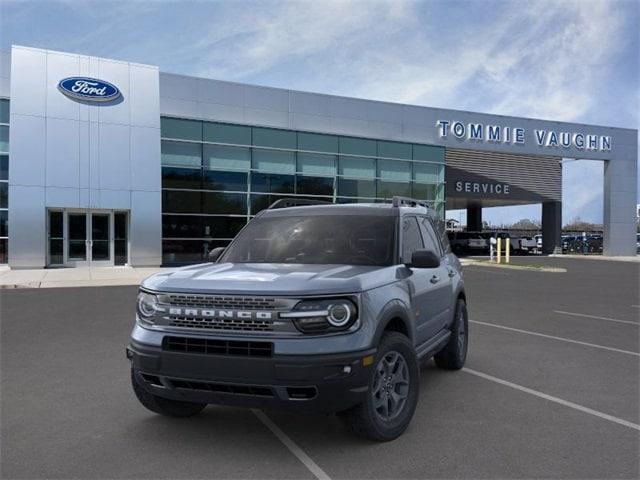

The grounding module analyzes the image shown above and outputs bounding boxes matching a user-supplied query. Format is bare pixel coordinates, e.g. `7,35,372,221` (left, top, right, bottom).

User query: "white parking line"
463,368,640,431
470,319,640,357
252,409,331,480
554,310,639,326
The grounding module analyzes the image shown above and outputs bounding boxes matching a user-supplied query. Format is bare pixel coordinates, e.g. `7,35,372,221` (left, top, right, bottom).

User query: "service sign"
58,77,121,102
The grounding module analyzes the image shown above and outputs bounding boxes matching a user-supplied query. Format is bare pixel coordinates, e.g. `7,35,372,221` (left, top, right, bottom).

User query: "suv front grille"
163,294,277,310
163,336,273,357
168,379,274,397
167,316,274,332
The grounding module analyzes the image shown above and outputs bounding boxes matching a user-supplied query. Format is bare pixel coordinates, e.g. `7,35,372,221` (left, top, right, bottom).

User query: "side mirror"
208,247,226,262
407,249,440,269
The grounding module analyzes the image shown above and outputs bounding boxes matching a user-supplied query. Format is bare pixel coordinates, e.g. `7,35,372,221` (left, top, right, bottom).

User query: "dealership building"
0,45,637,268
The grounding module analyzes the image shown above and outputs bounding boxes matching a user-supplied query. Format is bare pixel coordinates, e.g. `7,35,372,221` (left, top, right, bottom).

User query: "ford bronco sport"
127,196,468,441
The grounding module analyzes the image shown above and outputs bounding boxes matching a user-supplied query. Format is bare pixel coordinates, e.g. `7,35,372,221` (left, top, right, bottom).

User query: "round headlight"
137,291,157,320
327,303,353,327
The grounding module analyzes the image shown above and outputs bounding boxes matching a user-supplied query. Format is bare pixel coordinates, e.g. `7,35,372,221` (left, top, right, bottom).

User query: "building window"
0,99,8,264
160,116,446,265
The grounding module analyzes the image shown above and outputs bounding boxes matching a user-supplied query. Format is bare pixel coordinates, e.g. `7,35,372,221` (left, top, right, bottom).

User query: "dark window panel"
297,132,339,153
252,127,296,149
162,215,203,238
202,170,247,192
162,190,202,214
162,167,202,190
0,210,7,237
377,180,411,198
49,239,63,265
337,178,376,198
413,144,445,163
0,182,6,209
339,137,377,157
161,117,202,141
48,211,63,238
0,155,7,181
0,126,7,153
203,144,250,170
203,122,251,145
162,239,231,265
114,212,128,266
202,192,247,215
163,215,245,239
0,238,6,263
161,140,201,167
0,99,9,124
296,175,334,196
250,173,294,194
412,182,437,201
378,140,412,160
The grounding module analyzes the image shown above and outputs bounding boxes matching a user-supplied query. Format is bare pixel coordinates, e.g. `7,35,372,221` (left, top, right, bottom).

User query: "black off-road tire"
434,298,468,370
340,332,419,442
131,368,207,417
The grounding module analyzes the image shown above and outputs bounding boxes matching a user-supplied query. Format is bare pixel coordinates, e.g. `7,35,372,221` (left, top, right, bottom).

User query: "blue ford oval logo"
58,77,121,102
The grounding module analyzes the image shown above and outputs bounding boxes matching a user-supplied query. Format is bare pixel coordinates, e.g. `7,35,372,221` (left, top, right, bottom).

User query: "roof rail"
391,196,429,208
268,198,333,209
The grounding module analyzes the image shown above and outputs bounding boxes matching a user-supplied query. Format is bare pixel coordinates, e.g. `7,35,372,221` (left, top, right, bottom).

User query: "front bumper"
127,339,376,414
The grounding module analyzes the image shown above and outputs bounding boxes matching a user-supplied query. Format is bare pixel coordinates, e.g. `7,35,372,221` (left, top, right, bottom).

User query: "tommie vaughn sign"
58,77,121,102
436,120,612,152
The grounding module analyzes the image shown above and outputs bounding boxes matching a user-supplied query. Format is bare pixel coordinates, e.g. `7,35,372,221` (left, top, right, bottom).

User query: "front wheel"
434,298,468,370
340,332,419,442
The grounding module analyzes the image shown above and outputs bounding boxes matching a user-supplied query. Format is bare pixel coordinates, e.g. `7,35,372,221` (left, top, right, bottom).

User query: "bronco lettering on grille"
168,308,274,320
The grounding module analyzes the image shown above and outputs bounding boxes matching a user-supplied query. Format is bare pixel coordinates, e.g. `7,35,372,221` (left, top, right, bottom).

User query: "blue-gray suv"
127,197,468,441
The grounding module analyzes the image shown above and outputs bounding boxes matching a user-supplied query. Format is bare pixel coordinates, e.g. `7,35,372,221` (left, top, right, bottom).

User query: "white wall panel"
46,117,80,188
244,85,288,112
130,66,160,128
100,189,131,209
46,51,80,121
9,114,46,186
198,78,244,106
8,185,46,267
10,47,46,117
98,122,130,190
46,186,79,207
130,126,160,191
98,60,130,125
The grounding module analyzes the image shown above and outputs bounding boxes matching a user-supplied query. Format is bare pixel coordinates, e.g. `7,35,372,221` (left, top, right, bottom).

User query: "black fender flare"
371,299,414,347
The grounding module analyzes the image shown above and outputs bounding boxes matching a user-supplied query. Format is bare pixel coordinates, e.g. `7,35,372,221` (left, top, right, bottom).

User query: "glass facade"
160,117,445,265
0,99,8,263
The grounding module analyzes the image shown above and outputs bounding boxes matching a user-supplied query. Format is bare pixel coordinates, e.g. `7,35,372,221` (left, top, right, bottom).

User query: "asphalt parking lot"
1,257,639,479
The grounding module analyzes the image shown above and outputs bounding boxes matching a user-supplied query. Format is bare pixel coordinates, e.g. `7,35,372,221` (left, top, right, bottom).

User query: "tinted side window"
402,217,424,263
419,217,442,256
435,219,452,253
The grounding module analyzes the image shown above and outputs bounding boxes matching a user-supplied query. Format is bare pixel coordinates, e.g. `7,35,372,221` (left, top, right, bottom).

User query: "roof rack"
391,196,430,208
268,198,333,210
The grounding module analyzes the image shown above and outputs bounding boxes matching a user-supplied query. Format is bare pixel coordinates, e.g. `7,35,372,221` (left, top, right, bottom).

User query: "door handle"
448,268,456,278
430,275,440,284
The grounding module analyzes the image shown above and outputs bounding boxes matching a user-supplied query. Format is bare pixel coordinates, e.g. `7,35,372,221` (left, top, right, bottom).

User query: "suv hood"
142,262,398,295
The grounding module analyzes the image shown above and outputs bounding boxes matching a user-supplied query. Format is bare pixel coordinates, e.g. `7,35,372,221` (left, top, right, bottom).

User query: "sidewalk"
0,266,170,289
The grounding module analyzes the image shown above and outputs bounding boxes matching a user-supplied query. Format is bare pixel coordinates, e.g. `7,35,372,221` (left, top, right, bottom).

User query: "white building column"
603,147,638,256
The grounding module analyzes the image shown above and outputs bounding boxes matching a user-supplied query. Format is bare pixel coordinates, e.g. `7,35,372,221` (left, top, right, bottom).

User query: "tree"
509,218,540,230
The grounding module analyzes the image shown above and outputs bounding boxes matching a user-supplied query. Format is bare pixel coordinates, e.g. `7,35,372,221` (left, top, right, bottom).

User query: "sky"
1,0,638,226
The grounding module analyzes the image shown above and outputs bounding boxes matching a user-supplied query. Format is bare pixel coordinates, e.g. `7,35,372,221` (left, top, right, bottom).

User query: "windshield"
221,214,396,266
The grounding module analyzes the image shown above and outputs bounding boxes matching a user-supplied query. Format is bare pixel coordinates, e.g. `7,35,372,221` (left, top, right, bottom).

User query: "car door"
401,216,444,346
419,216,454,333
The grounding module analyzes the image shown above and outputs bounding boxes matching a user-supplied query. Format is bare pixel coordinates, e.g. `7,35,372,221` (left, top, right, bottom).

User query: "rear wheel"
341,332,419,442
131,368,206,417
434,298,468,370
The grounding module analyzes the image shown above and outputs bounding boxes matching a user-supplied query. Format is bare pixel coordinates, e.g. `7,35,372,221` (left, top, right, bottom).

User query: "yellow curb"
464,260,566,273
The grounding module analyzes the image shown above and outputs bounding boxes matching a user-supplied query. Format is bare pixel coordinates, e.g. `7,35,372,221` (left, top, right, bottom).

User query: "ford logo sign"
57,77,121,102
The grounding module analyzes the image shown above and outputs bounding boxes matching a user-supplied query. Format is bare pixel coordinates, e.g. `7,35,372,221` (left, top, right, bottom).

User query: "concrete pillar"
542,201,562,254
467,205,482,231
603,154,637,256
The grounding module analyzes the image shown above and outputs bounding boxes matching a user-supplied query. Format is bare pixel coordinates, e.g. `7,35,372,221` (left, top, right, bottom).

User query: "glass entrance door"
90,213,111,265
48,210,129,267
67,213,88,266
